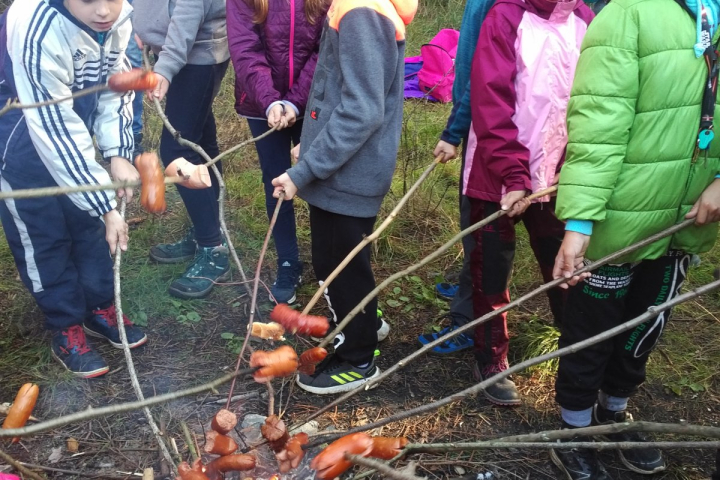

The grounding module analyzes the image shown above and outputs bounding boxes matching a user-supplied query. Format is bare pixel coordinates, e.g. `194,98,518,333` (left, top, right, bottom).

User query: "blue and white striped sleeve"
11,6,115,216
94,48,134,162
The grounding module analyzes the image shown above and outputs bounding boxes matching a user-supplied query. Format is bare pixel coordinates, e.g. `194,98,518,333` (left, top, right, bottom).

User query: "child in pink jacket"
463,0,593,406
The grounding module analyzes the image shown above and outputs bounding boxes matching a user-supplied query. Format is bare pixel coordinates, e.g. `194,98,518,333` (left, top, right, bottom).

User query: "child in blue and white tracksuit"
0,0,147,379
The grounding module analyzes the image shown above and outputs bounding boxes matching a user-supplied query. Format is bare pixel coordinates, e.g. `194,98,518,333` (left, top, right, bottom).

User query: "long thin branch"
0,368,256,438
404,422,720,454
346,454,423,480
296,218,695,427
306,276,720,446
0,176,186,201
303,155,444,318
113,198,177,477
0,448,45,480
0,85,108,118
317,185,557,349
226,195,285,408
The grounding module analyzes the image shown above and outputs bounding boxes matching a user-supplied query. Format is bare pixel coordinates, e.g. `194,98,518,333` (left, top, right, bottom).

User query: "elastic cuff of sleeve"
94,198,117,217
287,162,314,191
565,219,593,236
104,148,134,163
439,131,461,147
265,101,285,117
282,101,300,116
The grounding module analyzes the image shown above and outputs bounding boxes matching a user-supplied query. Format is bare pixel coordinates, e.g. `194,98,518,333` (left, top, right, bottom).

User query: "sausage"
210,409,238,435
286,432,309,469
310,433,374,479
108,68,159,92
164,158,212,190
177,468,209,480
261,415,289,453
205,453,256,473
270,304,329,337
2,383,39,443
298,347,328,375
203,430,238,456
135,153,166,213
369,436,408,460
250,322,286,341
249,346,299,383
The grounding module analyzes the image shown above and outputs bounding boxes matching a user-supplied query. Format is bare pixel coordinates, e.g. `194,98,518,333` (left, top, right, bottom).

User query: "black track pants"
556,251,690,411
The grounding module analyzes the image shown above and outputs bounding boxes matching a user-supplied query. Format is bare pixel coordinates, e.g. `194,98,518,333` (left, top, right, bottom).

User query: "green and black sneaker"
296,353,380,394
168,244,230,299
150,227,197,264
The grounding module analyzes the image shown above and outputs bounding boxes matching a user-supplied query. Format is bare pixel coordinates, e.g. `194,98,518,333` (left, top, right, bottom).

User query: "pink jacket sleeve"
227,0,280,114
470,8,531,194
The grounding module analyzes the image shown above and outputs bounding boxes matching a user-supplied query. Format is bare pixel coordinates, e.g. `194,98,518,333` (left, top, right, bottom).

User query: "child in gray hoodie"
272,0,417,395
133,0,231,300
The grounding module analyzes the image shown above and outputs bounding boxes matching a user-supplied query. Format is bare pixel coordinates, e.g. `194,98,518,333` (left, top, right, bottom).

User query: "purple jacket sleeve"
470,8,531,194
284,47,319,116
226,0,280,114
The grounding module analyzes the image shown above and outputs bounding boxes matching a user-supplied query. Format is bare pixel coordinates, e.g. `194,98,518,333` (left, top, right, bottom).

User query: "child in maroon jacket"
227,0,326,304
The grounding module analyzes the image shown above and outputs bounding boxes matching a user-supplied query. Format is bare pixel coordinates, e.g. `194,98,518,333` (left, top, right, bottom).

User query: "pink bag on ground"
417,29,460,103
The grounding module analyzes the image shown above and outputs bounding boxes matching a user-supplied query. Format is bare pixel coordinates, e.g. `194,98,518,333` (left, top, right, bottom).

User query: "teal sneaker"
150,227,197,264
168,245,230,299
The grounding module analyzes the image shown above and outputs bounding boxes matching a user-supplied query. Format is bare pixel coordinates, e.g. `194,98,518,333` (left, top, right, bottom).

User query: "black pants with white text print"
555,251,690,411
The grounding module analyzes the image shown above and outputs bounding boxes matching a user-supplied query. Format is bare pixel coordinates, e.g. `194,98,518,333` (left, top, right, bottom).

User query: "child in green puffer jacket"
550,0,720,478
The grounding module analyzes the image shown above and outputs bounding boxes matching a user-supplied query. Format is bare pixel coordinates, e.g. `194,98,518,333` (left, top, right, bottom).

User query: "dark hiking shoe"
271,260,304,304
150,227,197,264
550,430,614,480
593,404,666,475
296,354,381,395
169,245,231,299
85,304,147,349
51,325,109,379
418,321,474,354
472,361,521,406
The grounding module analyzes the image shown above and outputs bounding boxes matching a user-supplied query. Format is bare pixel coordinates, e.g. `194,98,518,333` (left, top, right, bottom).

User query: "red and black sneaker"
51,325,109,379
84,305,148,349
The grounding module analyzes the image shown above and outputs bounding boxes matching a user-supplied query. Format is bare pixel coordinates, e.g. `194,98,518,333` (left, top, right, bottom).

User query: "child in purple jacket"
227,0,327,304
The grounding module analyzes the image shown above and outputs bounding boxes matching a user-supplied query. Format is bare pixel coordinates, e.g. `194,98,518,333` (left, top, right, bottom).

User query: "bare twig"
19,463,132,479
0,368,256,438
346,453,423,480
226,195,284,408
181,421,199,463
296,218,695,428
305,155,444,319
113,199,178,477
0,448,45,480
265,381,275,417
306,276,720,446
317,185,557,349
0,85,108,118
0,176,187,201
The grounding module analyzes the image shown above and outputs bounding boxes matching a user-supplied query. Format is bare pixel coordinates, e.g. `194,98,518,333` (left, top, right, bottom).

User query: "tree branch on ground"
0,448,45,480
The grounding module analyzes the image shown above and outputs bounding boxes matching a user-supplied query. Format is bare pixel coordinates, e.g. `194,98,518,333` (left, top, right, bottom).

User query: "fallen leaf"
48,447,62,463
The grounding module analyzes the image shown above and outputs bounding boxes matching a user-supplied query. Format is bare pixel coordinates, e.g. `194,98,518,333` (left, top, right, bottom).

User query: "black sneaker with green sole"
296,353,380,394
150,227,197,264
168,245,230,299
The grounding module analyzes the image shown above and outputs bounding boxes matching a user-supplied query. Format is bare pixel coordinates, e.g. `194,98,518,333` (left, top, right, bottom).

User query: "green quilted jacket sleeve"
556,2,640,222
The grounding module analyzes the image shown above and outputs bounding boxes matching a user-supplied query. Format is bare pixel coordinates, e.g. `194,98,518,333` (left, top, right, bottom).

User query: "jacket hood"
389,0,418,25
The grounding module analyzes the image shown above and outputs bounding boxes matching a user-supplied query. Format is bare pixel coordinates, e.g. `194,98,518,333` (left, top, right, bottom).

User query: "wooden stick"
0,176,186,202
296,217,695,427
225,195,285,408
317,185,557,349
0,448,45,480
302,155,444,317
306,276,720,446
0,85,108,118
346,454,423,480
181,422,199,463
0,368,256,438
113,199,178,477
